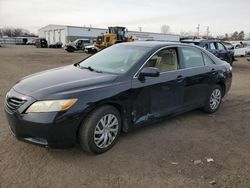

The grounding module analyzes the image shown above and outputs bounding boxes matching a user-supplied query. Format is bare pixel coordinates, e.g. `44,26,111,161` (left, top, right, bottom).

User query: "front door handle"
176,75,184,82
211,68,217,75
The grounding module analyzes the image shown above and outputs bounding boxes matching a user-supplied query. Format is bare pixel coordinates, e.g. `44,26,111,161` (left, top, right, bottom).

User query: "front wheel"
228,56,233,65
203,85,222,113
79,105,121,154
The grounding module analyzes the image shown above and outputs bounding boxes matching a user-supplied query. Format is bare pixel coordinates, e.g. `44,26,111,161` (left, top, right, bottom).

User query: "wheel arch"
217,81,226,97
76,101,130,140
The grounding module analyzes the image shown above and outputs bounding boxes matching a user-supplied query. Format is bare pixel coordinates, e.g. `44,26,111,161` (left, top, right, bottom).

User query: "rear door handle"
176,75,184,82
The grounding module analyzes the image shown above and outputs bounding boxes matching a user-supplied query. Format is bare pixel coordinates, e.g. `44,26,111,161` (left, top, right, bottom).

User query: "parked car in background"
223,42,234,51
246,43,250,54
181,39,234,65
223,42,235,60
26,39,36,45
232,43,247,57
4,42,232,154
49,41,63,48
64,38,93,52
35,38,48,48
84,44,100,54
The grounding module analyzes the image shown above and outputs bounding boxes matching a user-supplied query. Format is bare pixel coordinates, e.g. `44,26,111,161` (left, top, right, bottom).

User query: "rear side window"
217,42,226,50
202,52,215,65
203,44,209,50
209,42,216,50
181,47,204,68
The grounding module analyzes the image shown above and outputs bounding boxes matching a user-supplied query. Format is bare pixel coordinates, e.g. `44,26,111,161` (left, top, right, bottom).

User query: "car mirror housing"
138,67,160,81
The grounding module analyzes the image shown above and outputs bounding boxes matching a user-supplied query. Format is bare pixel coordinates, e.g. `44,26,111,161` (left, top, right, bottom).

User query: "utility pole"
206,26,210,38
196,24,200,37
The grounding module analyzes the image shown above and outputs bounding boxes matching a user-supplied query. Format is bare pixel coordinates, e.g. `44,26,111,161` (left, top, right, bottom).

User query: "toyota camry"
4,42,232,154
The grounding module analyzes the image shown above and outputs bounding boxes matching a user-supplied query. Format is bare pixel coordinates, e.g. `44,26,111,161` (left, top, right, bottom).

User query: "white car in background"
233,43,247,57
246,43,250,54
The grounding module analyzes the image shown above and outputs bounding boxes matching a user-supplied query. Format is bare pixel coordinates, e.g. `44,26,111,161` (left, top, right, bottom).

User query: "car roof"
119,41,184,48
118,41,214,51
76,38,91,40
181,39,219,43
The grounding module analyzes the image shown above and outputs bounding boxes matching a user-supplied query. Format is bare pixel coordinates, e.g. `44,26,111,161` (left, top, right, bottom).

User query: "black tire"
203,85,222,113
92,49,98,54
66,46,75,52
78,105,121,154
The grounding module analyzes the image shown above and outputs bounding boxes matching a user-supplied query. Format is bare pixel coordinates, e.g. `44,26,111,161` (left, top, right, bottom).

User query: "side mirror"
138,67,160,81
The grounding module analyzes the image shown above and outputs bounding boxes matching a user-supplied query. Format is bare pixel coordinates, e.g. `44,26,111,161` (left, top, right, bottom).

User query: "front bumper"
4,89,81,148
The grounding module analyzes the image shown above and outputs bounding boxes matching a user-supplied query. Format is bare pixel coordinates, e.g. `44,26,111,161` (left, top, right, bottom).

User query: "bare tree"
231,31,239,40
3,28,13,37
238,31,245,40
224,33,229,40
12,28,23,37
0,27,34,37
161,25,170,34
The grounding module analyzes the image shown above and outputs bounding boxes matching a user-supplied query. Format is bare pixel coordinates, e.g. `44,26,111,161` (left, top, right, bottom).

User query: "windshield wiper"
80,66,103,73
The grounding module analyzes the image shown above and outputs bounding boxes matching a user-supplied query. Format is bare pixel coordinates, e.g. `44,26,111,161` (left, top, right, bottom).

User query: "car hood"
65,42,76,47
13,65,118,100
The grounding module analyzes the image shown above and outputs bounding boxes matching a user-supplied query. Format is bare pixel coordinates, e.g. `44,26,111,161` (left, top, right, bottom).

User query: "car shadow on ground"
46,109,205,158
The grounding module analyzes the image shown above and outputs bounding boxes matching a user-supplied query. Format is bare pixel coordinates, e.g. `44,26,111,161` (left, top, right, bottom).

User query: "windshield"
79,45,149,74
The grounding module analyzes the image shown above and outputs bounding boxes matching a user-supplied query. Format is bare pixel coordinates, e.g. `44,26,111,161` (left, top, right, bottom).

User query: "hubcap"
209,89,221,110
94,114,119,149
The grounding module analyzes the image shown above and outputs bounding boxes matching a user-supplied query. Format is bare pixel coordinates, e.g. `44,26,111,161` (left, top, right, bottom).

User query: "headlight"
26,99,77,113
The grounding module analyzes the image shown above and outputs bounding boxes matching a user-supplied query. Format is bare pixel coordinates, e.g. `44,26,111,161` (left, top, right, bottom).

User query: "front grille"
5,97,26,112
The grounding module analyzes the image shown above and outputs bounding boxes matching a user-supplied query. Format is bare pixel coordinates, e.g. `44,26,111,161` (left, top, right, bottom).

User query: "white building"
38,24,180,45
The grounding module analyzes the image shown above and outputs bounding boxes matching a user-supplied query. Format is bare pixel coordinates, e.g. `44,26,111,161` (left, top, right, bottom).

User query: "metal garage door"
55,30,60,43
60,29,66,45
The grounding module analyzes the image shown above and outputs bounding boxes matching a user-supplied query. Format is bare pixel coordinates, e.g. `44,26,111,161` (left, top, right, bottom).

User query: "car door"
131,47,186,125
208,42,217,56
179,47,212,108
216,42,228,61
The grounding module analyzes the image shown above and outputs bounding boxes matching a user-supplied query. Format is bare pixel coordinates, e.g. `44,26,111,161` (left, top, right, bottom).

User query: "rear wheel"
203,85,222,113
66,46,75,52
92,49,98,54
79,105,121,154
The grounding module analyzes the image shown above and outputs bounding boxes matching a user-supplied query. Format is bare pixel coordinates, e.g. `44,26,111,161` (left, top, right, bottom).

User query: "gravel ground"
0,45,250,188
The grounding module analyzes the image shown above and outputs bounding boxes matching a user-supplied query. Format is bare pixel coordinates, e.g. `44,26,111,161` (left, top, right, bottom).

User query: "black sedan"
181,39,234,65
4,42,232,154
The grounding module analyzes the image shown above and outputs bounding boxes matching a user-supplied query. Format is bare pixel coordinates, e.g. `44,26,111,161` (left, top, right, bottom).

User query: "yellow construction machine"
95,26,133,49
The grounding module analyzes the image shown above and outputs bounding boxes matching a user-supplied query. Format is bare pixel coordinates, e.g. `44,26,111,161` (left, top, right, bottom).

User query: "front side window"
144,48,178,72
181,47,204,68
79,45,149,75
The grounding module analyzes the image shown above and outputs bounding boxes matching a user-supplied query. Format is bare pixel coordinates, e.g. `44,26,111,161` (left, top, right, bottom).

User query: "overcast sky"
0,0,249,36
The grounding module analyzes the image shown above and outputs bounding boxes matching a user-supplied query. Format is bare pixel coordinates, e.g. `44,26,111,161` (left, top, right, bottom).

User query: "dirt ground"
0,45,250,188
